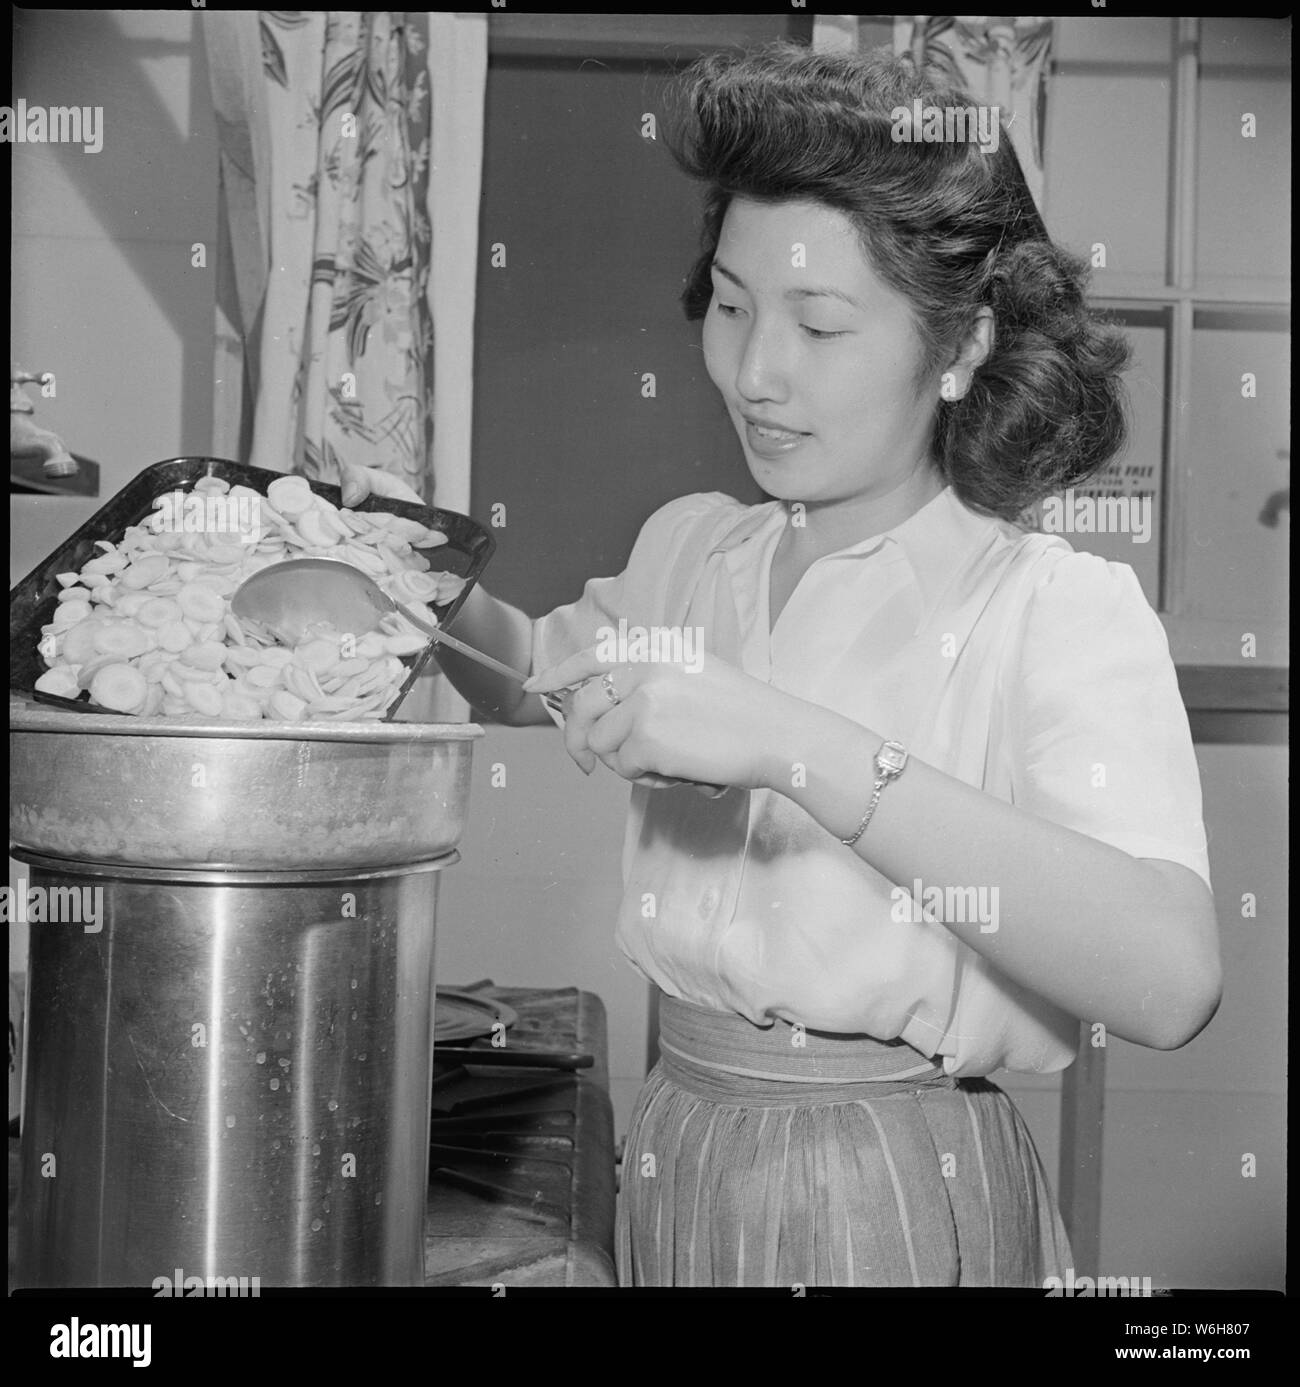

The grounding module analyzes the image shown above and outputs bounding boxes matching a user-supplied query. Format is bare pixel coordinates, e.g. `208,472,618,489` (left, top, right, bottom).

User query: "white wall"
433,726,650,1139
10,8,218,590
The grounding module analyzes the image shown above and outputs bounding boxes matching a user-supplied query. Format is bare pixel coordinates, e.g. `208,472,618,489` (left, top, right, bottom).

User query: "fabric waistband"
656,994,953,1104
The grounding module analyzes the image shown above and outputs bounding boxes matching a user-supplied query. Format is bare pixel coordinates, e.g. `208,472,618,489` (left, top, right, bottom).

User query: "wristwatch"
840,739,908,848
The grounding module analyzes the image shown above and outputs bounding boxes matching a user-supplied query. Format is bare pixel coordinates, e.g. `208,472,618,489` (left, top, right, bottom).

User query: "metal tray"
8,456,495,721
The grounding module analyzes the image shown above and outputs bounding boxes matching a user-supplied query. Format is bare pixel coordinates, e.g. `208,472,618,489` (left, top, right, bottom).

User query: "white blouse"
532,486,1211,1076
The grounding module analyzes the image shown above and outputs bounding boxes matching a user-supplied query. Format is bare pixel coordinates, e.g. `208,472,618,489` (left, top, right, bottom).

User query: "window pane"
1195,60,1292,286
1052,16,1173,65
1182,318,1290,626
1043,67,1172,286
1200,17,1292,68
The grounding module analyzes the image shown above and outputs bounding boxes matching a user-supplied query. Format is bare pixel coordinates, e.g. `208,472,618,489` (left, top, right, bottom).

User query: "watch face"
878,742,907,774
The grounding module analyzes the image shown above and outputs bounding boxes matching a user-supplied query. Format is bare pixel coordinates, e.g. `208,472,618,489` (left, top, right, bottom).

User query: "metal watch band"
840,739,908,848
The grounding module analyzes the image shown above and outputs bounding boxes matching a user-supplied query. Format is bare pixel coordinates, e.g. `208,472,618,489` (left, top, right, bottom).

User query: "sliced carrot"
339,542,387,575
52,600,92,630
269,689,307,721
77,654,119,690
120,554,171,590
383,633,427,656
229,673,274,701
388,570,440,604
220,690,264,720
202,541,246,565
307,694,355,714
223,645,264,670
61,619,105,666
93,621,153,659
137,596,182,628
245,664,283,689
295,509,340,548
81,551,127,577
175,660,221,682
283,664,325,703
412,599,439,627
385,516,429,545
294,638,341,674
90,663,148,713
434,573,469,603
34,667,82,699
267,475,314,516
157,621,194,652
314,502,353,540
113,591,152,619
176,583,226,623
180,642,227,671
183,682,223,716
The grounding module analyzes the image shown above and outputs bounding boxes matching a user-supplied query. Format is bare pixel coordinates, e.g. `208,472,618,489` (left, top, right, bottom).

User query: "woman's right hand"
338,461,425,508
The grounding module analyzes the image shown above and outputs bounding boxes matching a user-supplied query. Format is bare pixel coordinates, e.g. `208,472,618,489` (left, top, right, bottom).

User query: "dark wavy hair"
666,42,1131,520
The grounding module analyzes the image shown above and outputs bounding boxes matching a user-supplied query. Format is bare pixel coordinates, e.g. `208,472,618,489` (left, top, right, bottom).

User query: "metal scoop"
231,558,564,713
233,558,726,795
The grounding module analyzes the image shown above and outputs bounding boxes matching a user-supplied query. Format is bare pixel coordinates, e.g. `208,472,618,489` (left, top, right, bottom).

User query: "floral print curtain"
812,15,1053,211
207,11,487,506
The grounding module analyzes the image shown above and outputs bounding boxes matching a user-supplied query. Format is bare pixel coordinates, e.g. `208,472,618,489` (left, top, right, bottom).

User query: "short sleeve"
1004,548,1211,888
531,492,739,675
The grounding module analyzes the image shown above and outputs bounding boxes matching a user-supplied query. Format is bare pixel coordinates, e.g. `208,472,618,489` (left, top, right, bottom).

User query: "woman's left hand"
524,648,793,791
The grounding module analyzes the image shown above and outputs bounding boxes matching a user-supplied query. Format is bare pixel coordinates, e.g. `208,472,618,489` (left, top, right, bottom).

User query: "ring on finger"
600,670,621,707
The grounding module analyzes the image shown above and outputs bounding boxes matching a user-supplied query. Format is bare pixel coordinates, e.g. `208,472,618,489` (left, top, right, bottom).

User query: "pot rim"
9,698,484,745
11,845,461,884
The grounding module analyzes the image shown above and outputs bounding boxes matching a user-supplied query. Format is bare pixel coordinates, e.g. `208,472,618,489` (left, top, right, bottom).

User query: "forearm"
763,696,1221,1049
437,585,551,725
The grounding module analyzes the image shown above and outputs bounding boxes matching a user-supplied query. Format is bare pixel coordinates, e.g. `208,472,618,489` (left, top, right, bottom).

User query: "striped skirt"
615,994,1073,1288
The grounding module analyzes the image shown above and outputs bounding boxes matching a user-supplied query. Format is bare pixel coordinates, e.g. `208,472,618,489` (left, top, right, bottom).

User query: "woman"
346,43,1220,1288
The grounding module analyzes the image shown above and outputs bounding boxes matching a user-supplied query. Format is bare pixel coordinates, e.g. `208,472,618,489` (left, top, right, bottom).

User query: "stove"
423,985,618,1287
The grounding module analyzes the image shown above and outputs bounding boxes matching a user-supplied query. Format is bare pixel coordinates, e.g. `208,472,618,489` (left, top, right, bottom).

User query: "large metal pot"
9,704,477,870
9,704,482,1288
